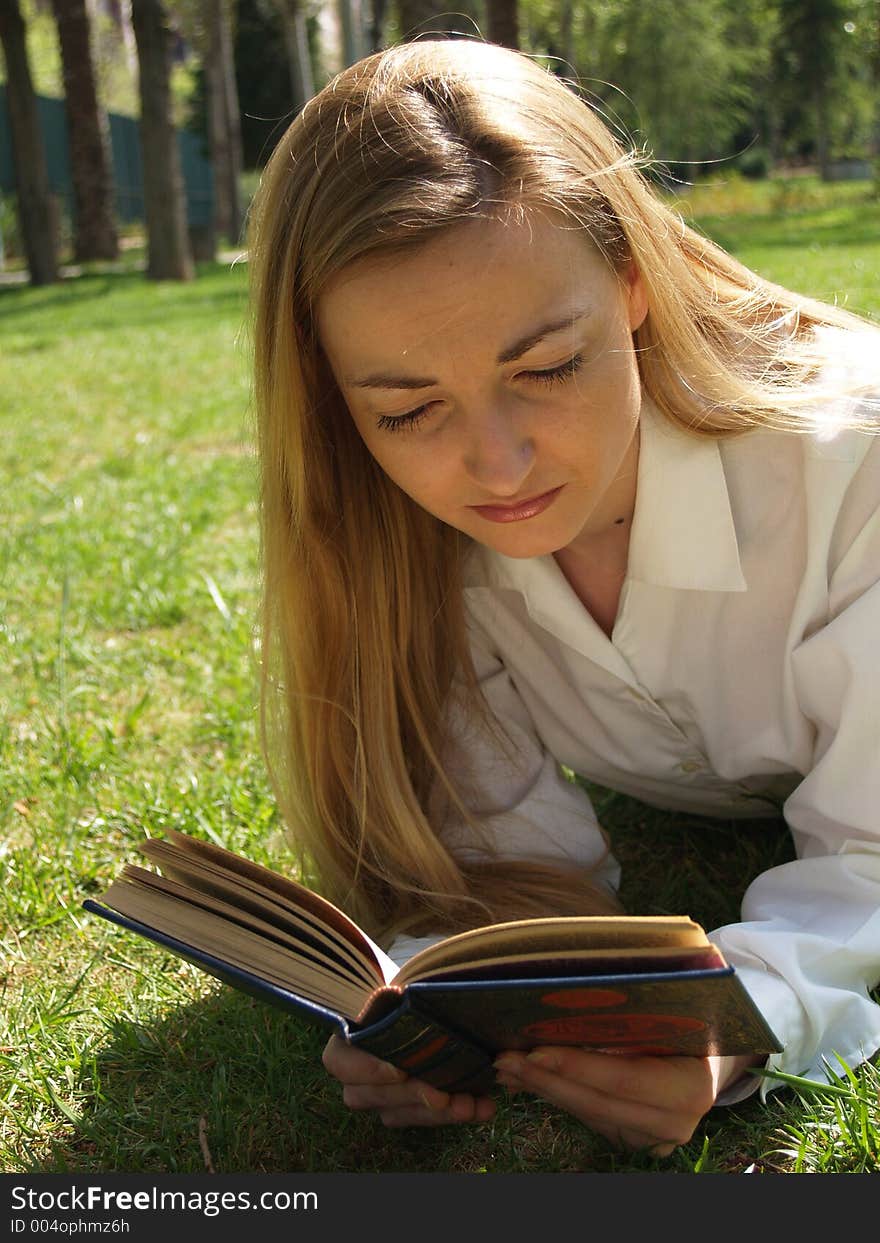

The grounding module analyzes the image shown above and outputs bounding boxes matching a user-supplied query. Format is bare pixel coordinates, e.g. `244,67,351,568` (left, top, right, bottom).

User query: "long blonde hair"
248,38,876,940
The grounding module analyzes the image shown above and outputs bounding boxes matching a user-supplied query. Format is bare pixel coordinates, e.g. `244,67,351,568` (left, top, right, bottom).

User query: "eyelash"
375,353,584,434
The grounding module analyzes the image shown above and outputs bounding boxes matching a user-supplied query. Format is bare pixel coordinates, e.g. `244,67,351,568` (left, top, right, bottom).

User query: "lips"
469,485,564,523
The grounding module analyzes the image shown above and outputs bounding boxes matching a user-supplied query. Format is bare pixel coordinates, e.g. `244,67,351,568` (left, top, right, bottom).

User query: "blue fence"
0,86,213,229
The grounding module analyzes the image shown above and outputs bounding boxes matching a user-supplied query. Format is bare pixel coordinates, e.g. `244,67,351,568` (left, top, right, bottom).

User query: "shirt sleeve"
710,551,880,1099
391,513,880,1102
387,613,620,966
433,617,621,878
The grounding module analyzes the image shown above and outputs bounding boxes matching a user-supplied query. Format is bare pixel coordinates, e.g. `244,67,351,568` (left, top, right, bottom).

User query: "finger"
448,1092,497,1123
343,1080,496,1119
498,1048,716,1113
505,1070,695,1150
378,1094,497,1129
342,1079,451,1112
494,1054,708,1148
593,1126,680,1158
322,1034,407,1085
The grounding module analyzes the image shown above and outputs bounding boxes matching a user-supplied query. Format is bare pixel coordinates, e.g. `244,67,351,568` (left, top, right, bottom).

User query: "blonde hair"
248,38,877,941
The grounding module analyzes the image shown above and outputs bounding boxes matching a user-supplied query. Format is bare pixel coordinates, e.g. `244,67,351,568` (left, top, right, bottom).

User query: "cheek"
366,440,453,509
567,355,641,437
347,419,418,490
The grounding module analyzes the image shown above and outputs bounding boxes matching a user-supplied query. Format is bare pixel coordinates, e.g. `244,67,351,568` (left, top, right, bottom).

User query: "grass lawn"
1,175,878,1175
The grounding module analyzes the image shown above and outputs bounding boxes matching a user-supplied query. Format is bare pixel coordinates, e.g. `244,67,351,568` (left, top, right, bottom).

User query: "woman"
248,38,880,1154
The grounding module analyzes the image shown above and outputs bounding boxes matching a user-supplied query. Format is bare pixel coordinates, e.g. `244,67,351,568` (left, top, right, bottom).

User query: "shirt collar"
627,395,747,591
466,393,747,598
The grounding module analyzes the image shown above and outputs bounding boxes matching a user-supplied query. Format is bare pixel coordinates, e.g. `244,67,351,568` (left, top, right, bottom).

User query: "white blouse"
390,331,880,1103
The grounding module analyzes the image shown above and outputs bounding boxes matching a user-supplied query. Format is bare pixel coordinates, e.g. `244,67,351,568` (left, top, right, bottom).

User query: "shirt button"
679,760,703,773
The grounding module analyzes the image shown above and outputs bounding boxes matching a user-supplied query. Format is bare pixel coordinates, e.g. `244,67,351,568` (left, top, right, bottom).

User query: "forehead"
315,214,616,367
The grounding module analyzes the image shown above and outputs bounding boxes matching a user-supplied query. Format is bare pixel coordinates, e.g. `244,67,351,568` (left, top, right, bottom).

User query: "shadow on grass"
18,989,588,1175
587,789,796,930
0,262,248,335
36,989,476,1175
24,984,792,1176
24,796,799,1175
692,210,880,255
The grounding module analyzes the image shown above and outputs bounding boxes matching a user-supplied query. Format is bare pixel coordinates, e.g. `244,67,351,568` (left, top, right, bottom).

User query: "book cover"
83,899,499,1092
83,829,785,1092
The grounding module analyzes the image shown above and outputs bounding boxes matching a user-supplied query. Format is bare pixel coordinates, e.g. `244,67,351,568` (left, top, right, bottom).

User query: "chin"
477,531,570,560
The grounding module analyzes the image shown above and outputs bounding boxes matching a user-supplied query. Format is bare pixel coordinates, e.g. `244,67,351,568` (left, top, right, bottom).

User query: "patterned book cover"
403,967,782,1061
84,901,781,1094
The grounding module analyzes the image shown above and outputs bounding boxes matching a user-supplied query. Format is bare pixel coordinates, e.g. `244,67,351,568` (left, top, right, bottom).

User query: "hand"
493,1048,759,1157
322,1034,497,1127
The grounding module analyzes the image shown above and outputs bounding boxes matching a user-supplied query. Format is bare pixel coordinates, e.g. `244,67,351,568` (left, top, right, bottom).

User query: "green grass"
673,173,879,320
1,175,879,1174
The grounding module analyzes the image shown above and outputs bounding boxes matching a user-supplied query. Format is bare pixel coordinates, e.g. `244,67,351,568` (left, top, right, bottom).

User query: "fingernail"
450,1096,473,1121
494,1054,526,1074
419,1087,449,1111
526,1050,558,1070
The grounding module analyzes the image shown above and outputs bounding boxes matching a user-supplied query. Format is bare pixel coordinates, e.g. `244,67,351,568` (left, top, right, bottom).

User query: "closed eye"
376,405,434,434
375,354,584,434
520,354,583,385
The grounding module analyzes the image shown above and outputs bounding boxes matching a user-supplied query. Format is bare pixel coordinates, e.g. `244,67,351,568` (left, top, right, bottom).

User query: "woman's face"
316,212,648,560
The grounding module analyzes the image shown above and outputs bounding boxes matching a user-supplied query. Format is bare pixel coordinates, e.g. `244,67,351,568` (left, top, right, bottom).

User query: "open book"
83,829,782,1093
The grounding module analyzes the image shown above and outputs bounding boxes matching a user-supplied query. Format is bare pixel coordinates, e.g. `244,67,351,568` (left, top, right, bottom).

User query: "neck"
558,429,639,572
555,519,632,580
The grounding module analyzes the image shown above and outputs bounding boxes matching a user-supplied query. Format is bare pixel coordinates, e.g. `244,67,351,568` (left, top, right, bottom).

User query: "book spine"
350,1006,496,1095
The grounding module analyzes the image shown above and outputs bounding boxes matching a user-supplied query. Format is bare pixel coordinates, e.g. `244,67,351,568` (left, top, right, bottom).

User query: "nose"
461,405,536,497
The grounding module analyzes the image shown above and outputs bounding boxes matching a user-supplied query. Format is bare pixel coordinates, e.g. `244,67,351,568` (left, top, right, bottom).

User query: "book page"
396,915,708,987
407,941,727,983
160,830,399,984
120,864,377,988
140,842,379,989
101,876,373,1017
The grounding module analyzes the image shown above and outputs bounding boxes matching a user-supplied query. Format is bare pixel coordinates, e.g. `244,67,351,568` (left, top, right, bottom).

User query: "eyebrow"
347,308,594,390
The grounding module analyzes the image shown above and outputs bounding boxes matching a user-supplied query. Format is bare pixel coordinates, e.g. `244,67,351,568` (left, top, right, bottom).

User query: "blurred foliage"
1,0,877,173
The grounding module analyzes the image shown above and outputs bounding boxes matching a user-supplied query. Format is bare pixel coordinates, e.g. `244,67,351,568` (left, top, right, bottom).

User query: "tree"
485,0,518,49
50,0,119,261
774,0,851,178
0,0,58,283
872,0,880,193
395,0,475,40
277,0,315,108
204,0,244,244
602,0,756,166
232,0,294,169
366,0,388,51
557,0,577,72
131,0,194,279
337,0,363,66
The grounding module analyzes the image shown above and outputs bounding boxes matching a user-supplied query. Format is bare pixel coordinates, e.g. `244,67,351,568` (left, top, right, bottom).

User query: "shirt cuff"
713,1057,764,1107
721,961,807,1101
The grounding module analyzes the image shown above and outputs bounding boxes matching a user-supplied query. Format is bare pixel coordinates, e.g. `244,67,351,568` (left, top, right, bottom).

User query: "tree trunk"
765,92,781,172
0,0,59,283
559,0,575,70
337,0,363,68
396,0,474,39
485,0,518,50
205,0,243,245
130,0,194,280
814,80,831,181
367,0,387,52
51,0,119,262
278,0,315,110
873,0,880,198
